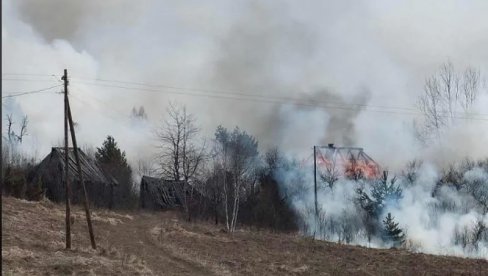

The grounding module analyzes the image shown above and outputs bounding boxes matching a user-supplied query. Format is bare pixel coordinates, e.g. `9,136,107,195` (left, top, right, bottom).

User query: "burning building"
315,144,381,183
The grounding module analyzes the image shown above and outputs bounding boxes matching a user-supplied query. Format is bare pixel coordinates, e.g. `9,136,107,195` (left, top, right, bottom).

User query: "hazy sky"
3,0,488,169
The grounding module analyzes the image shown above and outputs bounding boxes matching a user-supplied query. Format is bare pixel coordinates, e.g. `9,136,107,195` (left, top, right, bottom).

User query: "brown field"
2,196,487,275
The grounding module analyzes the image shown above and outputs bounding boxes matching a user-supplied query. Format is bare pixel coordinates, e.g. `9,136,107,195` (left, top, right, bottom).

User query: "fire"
316,145,381,180
343,160,381,179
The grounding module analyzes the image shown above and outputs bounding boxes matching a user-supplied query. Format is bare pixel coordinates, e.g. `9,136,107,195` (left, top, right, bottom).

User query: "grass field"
2,196,487,275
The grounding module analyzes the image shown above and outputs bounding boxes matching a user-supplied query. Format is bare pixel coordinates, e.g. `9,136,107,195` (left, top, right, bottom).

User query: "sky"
2,0,488,171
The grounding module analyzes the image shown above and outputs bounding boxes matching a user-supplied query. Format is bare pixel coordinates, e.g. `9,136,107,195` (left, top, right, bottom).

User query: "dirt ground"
2,196,487,275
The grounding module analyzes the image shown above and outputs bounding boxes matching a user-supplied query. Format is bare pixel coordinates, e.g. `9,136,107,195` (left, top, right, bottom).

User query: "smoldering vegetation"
276,157,488,258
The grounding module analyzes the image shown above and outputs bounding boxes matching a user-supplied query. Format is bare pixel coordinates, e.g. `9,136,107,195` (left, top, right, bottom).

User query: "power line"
2,78,59,83
71,77,488,119
72,80,424,115
69,92,132,122
2,73,60,77
2,84,63,98
7,75,486,122
9,75,488,120
73,81,421,115
71,77,419,112
70,80,488,122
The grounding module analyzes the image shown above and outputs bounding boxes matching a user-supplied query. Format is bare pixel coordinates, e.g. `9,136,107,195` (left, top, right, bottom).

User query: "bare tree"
264,147,282,173
6,114,14,142
402,160,423,186
5,114,28,144
156,103,206,220
17,116,28,143
460,68,481,112
320,161,340,189
137,158,157,178
463,172,488,214
213,126,259,232
131,106,148,120
417,62,482,141
418,75,446,138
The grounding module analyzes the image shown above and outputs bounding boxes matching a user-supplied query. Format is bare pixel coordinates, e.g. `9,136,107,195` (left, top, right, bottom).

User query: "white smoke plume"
3,0,488,165
276,161,488,258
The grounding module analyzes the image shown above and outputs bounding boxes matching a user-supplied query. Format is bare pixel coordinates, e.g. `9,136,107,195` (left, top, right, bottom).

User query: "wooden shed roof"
34,147,118,186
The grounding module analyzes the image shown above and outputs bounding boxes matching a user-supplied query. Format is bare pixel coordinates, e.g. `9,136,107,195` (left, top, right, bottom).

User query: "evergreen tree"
382,213,406,247
96,136,135,209
356,171,402,218
96,136,129,166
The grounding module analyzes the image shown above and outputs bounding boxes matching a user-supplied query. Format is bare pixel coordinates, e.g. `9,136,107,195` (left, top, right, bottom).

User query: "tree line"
2,61,487,242
1,102,300,233
152,102,298,232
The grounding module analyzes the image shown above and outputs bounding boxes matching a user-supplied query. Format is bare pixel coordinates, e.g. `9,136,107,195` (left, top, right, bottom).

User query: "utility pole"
314,146,318,218
67,99,96,249
0,71,2,196
62,69,71,249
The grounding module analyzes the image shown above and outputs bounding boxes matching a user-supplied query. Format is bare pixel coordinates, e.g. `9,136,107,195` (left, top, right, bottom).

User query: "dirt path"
100,212,215,275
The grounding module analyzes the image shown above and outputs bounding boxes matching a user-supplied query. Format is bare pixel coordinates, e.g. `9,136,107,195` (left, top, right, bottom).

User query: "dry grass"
2,196,487,275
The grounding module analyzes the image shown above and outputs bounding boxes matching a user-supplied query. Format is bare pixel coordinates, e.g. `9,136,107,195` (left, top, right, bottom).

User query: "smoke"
3,0,488,257
3,0,488,166
276,160,488,258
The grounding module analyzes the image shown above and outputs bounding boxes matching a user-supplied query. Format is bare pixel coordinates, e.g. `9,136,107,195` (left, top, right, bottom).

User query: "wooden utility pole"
0,70,2,195
67,99,97,249
62,69,71,249
314,146,318,218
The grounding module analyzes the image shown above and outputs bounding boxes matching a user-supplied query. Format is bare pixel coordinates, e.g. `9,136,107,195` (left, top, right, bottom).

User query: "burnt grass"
2,196,487,275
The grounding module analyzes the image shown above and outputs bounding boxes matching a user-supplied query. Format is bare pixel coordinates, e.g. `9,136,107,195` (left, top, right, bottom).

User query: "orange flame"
319,155,380,180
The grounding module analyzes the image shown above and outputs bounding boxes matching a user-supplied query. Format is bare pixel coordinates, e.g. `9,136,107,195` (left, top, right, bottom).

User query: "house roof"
140,175,162,187
140,176,185,208
34,147,117,186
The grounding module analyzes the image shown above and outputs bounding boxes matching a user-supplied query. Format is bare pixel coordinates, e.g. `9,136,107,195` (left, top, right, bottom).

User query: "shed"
28,147,118,208
139,176,186,210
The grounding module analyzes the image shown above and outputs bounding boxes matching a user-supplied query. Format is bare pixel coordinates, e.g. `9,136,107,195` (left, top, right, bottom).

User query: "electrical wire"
71,77,488,119
72,81,423,115
71,77,419,113
4,75,488,122
2,78,59,83
2,84,63,98
2,73,61,77
68,92,132,123
70,80,488,122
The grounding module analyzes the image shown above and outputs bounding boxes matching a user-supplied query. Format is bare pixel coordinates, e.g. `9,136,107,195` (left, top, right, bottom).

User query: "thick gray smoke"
2,0,488,257
3,0,488,165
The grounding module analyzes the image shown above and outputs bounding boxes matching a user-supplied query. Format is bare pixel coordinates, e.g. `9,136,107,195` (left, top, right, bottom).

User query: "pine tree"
356,171,402,219
96,136,134,209
96,136,129,167
382,213,406,247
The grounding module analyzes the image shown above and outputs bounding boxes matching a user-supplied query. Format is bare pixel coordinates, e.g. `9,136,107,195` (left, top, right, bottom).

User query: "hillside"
2,196,487,275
